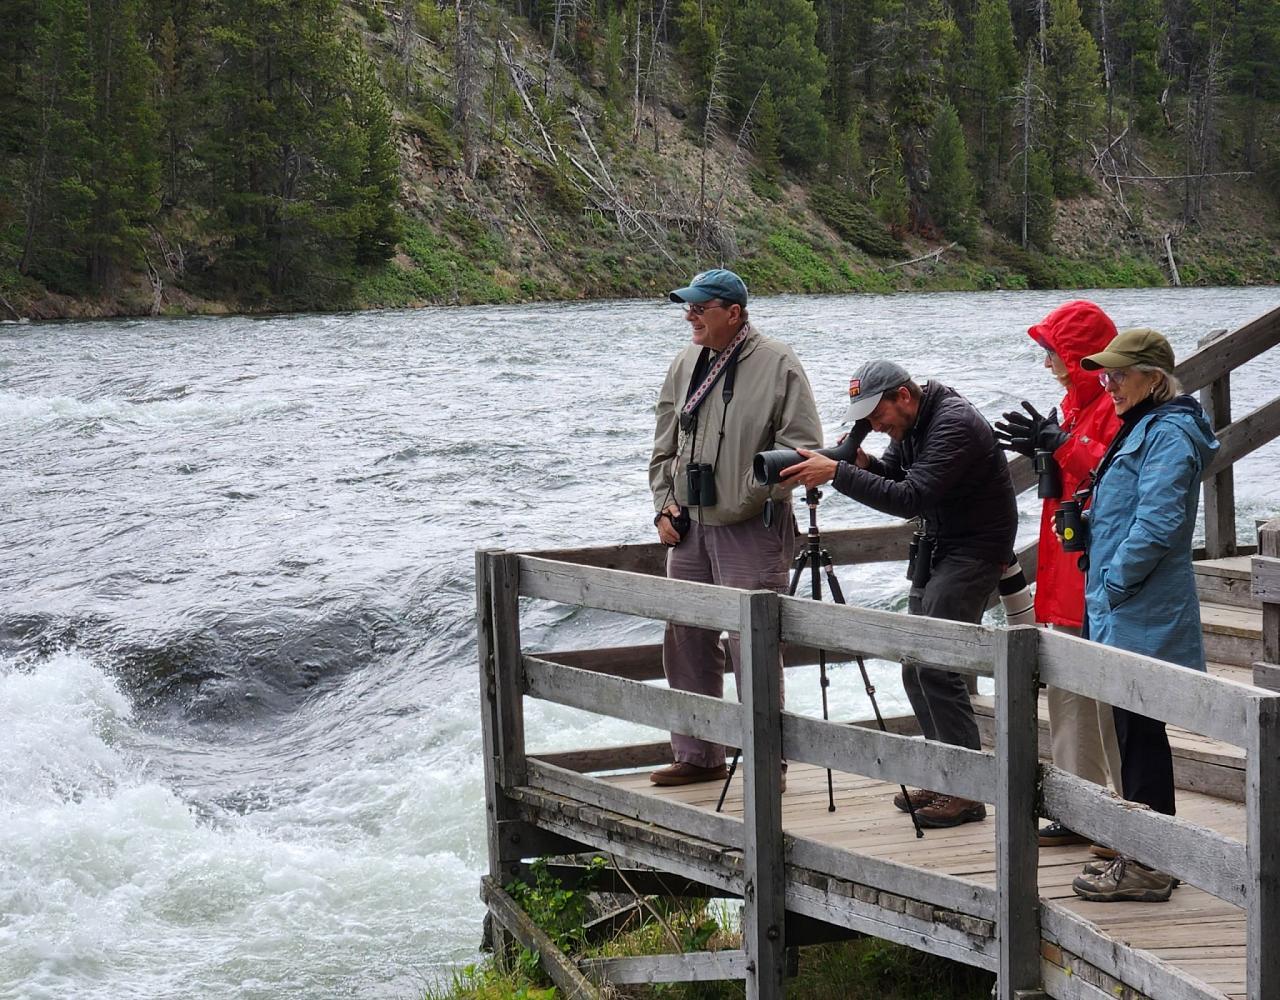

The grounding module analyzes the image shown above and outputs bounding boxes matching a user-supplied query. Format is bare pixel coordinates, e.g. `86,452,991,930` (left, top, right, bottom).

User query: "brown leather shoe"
649,761,729,786
915,795,987,828
893,787,940,813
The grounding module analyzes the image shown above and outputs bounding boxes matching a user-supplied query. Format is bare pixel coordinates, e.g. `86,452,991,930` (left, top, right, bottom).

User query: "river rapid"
2,288,1278,999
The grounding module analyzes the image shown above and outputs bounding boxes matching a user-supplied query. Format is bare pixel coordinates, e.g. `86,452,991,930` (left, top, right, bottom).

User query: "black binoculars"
685,461,717,507
1055,498,1088,553
1034,449,1062,500
752,420,873,487
906,529,934,587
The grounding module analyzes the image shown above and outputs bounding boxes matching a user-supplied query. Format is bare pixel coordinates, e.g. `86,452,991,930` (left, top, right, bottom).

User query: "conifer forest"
0,0,1277,317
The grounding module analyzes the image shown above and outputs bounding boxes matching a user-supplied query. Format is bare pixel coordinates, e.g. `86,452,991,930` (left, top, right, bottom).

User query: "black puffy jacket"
831,380,1018,562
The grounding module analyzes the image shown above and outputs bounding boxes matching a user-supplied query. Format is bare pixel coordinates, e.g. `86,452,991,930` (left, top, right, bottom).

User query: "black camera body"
752,420,873,487
685,461,717,507
1034,449,1062,500
1055,498,1088,552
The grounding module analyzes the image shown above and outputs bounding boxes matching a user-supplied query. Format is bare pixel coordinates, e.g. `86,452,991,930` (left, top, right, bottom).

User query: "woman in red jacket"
996,300,1125,848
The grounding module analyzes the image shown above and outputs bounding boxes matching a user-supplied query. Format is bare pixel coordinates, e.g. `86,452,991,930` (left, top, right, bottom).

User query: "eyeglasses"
1097,369,1133,387
683,301,725,317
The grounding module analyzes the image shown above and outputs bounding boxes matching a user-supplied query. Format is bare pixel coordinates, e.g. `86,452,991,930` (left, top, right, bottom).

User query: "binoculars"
685,461,717,507
1055,498,1088,553
1034,449,1062,500
752,420,873,487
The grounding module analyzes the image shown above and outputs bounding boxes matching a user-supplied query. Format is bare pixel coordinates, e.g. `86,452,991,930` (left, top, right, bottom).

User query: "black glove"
1036,407,1069,453
995,401,1068,456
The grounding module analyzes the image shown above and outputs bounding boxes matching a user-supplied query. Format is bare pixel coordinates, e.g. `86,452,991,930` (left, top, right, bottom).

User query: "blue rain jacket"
1084,395,1219,670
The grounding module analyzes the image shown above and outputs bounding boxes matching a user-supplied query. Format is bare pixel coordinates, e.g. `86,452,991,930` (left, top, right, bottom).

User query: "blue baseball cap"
669,268,748,307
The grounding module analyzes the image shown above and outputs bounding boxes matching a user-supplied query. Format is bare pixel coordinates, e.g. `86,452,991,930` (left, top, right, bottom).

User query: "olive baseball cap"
842,359,912,424
1080,327,1176,372
669,268,748,307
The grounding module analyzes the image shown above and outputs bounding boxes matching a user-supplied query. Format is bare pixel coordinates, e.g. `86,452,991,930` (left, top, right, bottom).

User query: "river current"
2,288,1278,999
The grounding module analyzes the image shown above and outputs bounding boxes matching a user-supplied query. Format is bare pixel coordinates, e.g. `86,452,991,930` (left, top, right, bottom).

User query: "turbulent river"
2,288,1278,999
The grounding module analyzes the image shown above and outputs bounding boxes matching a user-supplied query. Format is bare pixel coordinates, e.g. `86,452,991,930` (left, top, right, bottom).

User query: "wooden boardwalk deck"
478,308,1280,999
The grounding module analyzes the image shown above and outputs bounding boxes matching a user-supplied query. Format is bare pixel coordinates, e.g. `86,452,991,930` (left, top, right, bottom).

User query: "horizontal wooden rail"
523,656,740,748
1041,768,1247,907
1176,306,1280,394
780,595,997,676
1038,629,1260,745
782,712,996,804
1204,393,1280,478
519,555,741,630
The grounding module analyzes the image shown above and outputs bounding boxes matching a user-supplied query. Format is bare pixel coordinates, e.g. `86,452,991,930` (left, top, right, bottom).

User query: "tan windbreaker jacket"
649,323,823,526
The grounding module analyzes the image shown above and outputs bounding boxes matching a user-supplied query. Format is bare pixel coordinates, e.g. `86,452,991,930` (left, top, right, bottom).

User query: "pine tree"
925,100,978,242
1228,0,1280,169
1039,0,1101,193
967,0,1019,200
755,83,782,179
875,138,910,234
348,50,401,265
1014,147,1055,248
727,0,828,167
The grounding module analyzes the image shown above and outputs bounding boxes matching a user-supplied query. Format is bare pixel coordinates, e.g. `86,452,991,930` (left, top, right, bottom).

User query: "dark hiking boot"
1038,821,1089,847
649,762,729,786
893,787,940,813
1072,857,1177,902
915,795,988,828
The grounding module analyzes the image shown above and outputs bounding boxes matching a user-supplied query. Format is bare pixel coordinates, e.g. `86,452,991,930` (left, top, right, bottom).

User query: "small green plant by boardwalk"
505,856,608,956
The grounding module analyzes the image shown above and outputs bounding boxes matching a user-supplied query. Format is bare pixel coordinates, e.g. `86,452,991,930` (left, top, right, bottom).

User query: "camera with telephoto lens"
752,420,873,487
1034,448,1062,500
685,461,717,507
1055,498,1088,553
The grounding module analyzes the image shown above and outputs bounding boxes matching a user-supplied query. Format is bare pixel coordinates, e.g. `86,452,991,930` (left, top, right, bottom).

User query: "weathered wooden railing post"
1252,518,1280,692
739,590,785,1000
1199,328,1236,558
1246,692,1280,1000
477,551,528,894
995,626,1043,1000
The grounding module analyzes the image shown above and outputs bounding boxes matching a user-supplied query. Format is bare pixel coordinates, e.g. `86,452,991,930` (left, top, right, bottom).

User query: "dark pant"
1112,707,1176,816
904,552,1003,752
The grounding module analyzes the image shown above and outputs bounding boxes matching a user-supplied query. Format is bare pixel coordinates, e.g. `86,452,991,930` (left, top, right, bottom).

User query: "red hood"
1027,300,1117,418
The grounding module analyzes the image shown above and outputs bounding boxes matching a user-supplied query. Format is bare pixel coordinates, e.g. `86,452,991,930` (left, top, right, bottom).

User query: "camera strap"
679,325,748,431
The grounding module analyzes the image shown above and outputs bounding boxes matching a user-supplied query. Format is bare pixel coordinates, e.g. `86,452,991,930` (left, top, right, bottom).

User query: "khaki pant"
1046,623,1123,795
662,511,795,768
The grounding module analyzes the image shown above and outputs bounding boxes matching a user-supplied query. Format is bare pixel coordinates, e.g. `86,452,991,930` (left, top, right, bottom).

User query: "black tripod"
716,488,925,838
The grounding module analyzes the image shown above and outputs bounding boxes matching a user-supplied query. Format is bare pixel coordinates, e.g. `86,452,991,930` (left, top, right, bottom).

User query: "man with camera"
648,268,822,787
780,360,1017,827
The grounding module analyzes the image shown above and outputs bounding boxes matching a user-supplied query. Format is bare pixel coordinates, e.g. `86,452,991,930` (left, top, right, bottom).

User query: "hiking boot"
1038,821,1089,847
893,787,940,813
1089,843,1119,860
1081,857,1179,886
649,761,729,786
1072,857,1177,902
915,795,987,828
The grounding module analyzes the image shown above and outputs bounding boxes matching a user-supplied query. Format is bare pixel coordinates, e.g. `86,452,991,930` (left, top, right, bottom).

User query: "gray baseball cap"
842,359,912,424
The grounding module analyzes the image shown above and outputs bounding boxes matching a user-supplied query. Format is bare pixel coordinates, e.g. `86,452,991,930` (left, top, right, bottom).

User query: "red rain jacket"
1028,301,1122,627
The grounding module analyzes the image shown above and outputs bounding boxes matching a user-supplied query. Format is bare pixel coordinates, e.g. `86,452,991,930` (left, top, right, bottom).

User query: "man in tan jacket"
649,268,822,785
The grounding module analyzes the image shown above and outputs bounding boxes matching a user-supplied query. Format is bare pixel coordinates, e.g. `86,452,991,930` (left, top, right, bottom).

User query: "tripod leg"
855,653,925,839
715,751,740,813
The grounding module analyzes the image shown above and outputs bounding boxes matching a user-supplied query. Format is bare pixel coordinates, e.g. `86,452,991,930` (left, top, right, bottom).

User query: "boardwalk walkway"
477,306,1280,1000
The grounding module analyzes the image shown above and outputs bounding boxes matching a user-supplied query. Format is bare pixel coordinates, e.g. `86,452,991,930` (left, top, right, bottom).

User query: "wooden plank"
1246,695,1280,1000
996,626,1042,999
534,741,673,772
523,656,741,749
1252,556,1280,608
1040,768,1247,906
1200,365,1236,558
739,591,786,1000
1038,629,1258,745
781,712,996,804
491,553,527,789
1175,306,1280,394
539,862,725,898
478,550,521,883
1259,522,1280,693
1040,901,1232,1000
814,521,917,565
779,595,997,677
1041,958,1147,1000
481,876,604,1000
523,541,666,575
1204,395,1280,479
519,555,741,631
495,819,586,861
578,950,748,984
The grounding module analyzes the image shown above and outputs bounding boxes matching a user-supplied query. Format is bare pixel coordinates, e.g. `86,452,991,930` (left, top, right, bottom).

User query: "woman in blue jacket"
1069,328,1219,903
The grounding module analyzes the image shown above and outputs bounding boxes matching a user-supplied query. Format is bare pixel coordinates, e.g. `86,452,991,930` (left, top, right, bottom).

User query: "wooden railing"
477,546,1280,1000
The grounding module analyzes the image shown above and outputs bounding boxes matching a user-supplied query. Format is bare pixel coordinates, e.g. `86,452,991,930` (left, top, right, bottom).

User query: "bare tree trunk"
454,0,479,177
1021,51,1033,248
631,1,643,140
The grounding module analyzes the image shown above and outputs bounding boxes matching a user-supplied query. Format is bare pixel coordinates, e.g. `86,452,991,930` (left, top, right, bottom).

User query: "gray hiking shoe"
1072,856,1177,902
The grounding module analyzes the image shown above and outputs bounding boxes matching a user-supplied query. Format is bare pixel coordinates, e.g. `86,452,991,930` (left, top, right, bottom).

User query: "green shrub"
399,108,458,167
808,185,902,258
